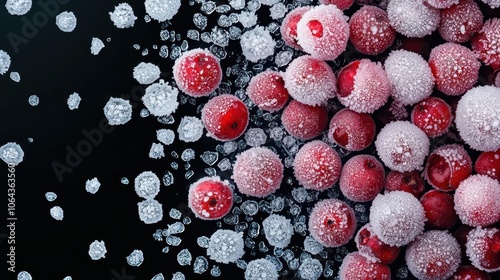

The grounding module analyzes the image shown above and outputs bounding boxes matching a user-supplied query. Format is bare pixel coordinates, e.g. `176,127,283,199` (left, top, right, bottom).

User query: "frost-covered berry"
319,0,354,10
411,97,453,138
451,265,493,279
438,0,483,43
283,55,336,106
188,176,233,220
384,170,425,198
375,121,430,172
134,171,160,199
466,227,500,272
455,86,500,152
472,18,500,70
88,240,107,260
355,224,401,264
281,100,328,140
5,0,32,16
207,229,244,264
103,97,132,125
109,3,136,29
144,0,181,22
201,94,249,141
0,50,11,75
475,149,500,181
384,50,434,106
133,62,160,85
387,0,440,38
262,214,294,249
233,147,283,197
137,199,163,224
296,4,349,61
142,81,179,117
420,190,458,229
246,70,289,112
0,142,24,166
405,230,461,280
308,199,357,247
328,108,376,151
244,258,278,280
298,258,323,280
349,6,395,56
429,43,480,96
240,26,276,63
340,155,385,202
338,252,391,280
280,6,310,50
454,174,500,227
56,11,77,32
369,191,426,247
426,0,458,8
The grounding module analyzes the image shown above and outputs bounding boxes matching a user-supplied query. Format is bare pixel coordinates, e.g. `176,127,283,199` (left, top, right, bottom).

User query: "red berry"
201,94,249,141
349,6,396,56
339,252,391,280
411,97,453,138
466,227,500,272
451,265,492,280
293,140,342,191
233,147,283,198
426,0,458,9
454,224,473,255
281,100,328,141
474,149,500,181
246,70,289,112
188,177,233,220
280,6,310,50
308,199,357,247
328,108,376,151
319,0,354,10
340,155,385,202
429,43,481,96
384,170,425,198
438,0,483,43
355,224,401,265
420,190,458,229
173,48,222,97
337,61,360,98
471,18,500,70
424,144,472,192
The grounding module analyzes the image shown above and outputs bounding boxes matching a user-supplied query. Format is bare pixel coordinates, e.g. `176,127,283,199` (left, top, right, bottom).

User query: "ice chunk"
50,206,64,221
142,80,179,117
104,97,132,125
229,0,245,9
244,128,267,147
56,11,77,32
181,149,195,162
169,208,182,219
88,240,107,260
151,273,164,280
149,143,165,159
241,200,259,216
193,256,209,274
172,272,185,280
28,95,39,106
274,50,293,68
201,151,219,166
133,62,161,84
162,171,174,186
177,116,204,142
134,171,160,199
109,3,137,28
211,265,222,277
5,0,32,16
298,258,323,280
211,26,230,47
85,178,101,194
0,50,10,75
201,1,216,14
45,192,57,202
262,214,293,248
168,221,185,235
67,92,81,110
126,249,144,267
138,199,163,224
197,236,210,248
193,13,208,30
166,235,182,246
303,236,323,255
187,29,200,41
240,26,276,63
244,258,279,280
239,11,257,28
207,229,245,264
269,3,287,20
177,249,192,266
91,38,105,55
145,0,181,22
10,72,20,82
17,271,32,280
0,142,24,165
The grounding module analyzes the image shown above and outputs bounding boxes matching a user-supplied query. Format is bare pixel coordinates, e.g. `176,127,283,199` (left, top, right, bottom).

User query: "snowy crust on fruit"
438,0,483,43
201,94,249,141
207,229,245,264
473,18,500,67
466,227,500,272
280,6,311,50
246,70,289,112
187,176,233,220
338,252,390,279
369,191,426,247
387,0,440,38
349,6,395,55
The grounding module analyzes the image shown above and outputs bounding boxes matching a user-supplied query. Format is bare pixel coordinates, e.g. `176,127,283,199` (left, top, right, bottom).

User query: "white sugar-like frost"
133,62,161,85
144,0,181,22
56,11,77,32
207,229,245,264
109,3,137,29
91,38,105,55
0,142,24,165
269,3,287,20
239,11,257,28
85,177,101,194
134,171,160,199
5,0,31,15
240,26,276,63
89,240,107,260
298,258,323,280
177,116,203,142
244,128,267,147
67,92,81,110
0,50,10,75
387,0,440,38
50,206,64,221
244,258,278,280
138,199,163,224
262,214,293,249
104,97,132,125
142,81,179,117
156,129,175,145
481,0,500,8
126,250,144,267
466,227,500,272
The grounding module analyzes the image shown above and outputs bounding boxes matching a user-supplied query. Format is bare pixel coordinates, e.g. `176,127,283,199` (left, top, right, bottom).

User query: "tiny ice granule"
207,229,245,264
144,0,181,22
45,192,57,202
177,116,203,143
126,249,144,267
85,177,101,194
67,92,81,110
88,240,107,260
5,0,32,16
50,206,64,221
134,171,160,199
0,50,10,75
28,95,39,106
156,129,175,145
133,62,161,85
56,11,77,32
149,143,165,159
137,199,163,224
109,3,137,29
10,72,20,82
0,142,24,166
90,38,105,55
17,271,32,280
240,26,276,63
142,80,179,117
103,97,132,125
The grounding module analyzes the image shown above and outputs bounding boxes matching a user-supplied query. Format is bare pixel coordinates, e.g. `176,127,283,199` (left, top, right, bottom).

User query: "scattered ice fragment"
67,92,81,110
45,192,57,202
28,95,39,106
155,130,175,147
248,221,260,238
166,235,182,246
187,29,200,41
201,151,219,166
143,81,179,116
298,258,323,280
211,265,221,277
121,177,129,185
5,0,32,16
260,0,279,5
197,236,210,248
126,249,144,267
17,271,32,280
207,229,245,264
62,277,72,280
182,216,191,225
0,142,24,165
90,38,105,55
149,143,165,159
229,0,245,10
240,26,276,63
85,177,101,194
244,128,267,147
291,187,307,203
171,272,185,280
217,157,231,171
88,240,107,260
104,97,132,125
168,221,185,235
145,0,181,22
140,109,150,118
239,11,257,28
157,115,175,124
244,258,279,280
193,256,209,274
201,1,216,14
0,50,10,75
134,171,160,199
133,62,161,84
177,116,203,142
263,214,294,249
162,170,174,186
275,50,293,68
50,206,64,221
241,200,259,216
27,137,33,143
177,249,192,266
211,26,230,47
169,208,182,219
181,149,195,161
303,236,324,255
138,199,163,224
193,13,208,30
151,273,164,280
56,11,77,32
269,3,287,20
109,3,137,28
10,72,20,82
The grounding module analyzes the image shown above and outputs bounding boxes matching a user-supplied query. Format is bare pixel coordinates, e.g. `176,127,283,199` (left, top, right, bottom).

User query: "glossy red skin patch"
201,94,249,141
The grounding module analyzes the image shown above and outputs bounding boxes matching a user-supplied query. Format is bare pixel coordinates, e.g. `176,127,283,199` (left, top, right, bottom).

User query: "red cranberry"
420,190,458,229
474,149,500,181
246,70,289,112
466,227,500,272
471,18,500,70
355,224,401,265
201,94,249,141
339,252,391,280
340,155,385,202
281,100,328,141
349,6,395,55
280,6,310,50
411,97,453,138
328,108,376,151
188,177,233,220
454,224,474,255
319,0,354,10
451,265,492,280
438,0,483,43
384,170,425,198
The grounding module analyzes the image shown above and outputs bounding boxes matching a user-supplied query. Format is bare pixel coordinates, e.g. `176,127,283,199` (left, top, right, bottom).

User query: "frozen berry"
308,199,357,247
405,230,461,280
369,191,426,247
455,86,500,152
426,0,459,8
319,0,354,10
387,0,440,38
466,227,500,272
429,43,480,96
480,0,500,8
411,97,453,138
475,149,500,181
246,70,289,112
340,155,385,202
280,6,310,50
281,100,328,140
328,108,376,151
188,176,233,220
355,224,401,264
233,147,283,198
349,6,395,56
471,18,500,70
438,0,483,43
296,4,349,61
454,224,474,255
283,55,336,106
293,140,342,191
384,170,425,198
201,94,249,141
384,50,434,106
338,252,391,280
420,190,458,229
375,121,430,172
454,174,500,227
451,265,492,280
424,144,472,192
173,48,222,97
336,59,391,113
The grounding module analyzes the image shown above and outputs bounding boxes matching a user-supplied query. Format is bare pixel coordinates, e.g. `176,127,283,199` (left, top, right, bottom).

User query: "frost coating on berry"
109,3,136,29
262,214,294,249
385,50,434,106
369,191,426,247
349,6,395,56
103,97,132,125
144,0,181,22
134,171,160,199
387,0,440,38
142,81,179,117
454,174,500,227
244,258,278,280
455,86,500,152
480,0,500,8
201,94,249,141
0,142,24,166
296,4,349,61
188,176,233,220
133,62,160,85
56,11,77,32
424,144,472,191
281,101,328,140
339,155,385,202
338,252,391,280
337,59,391,113
5,0,31,15
246,70,289,112
137,199,163,224
298,258,323,280
375,121,430,172
405,230,461,280
466,227,500,272
0,50,11,75
472,18,500,70
283,56,336,106
426,0,458,8
438,0,483,44
240,26,276,63
280,6,310,50
207,229,244,264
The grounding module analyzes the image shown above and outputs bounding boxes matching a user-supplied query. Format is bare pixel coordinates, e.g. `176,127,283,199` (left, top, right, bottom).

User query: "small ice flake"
201,1,216,14
10,72,20,82
104,97,132,125
85,178,101,194
172,272,185,280
193,13,208,30
5,0,32,16
50,206,64,221
169,208,182,219
138,199,163,224
303,236,324,255
275,50,293,67
292,187,307,203
193,256,209,274
241,200,259,216
187,29,200,41
157,115,175,124
211,26,230,47
133,62,161,85
168,221,185,235
177,116,204,142
126,249,144,267
56,11,77,32
17,271,32,280
67,92,81,110
145,0,181,22
28,95,39,106
63,277,72,280
298,258,323,280
201,151,219,166
229,0,245,9
0,142,24,165
270,3,287,20
121,177,129,185
0,50,10,75
217,157,231,171
143,81,179,117
197,236,210,248
162,171,174,186
45,192,57,202
134,171,160,199
177,249,192,266
149,143,165,159
244,128,267,147
151,273,164,280
140,109,150,118
181,149,195,162
91,38,105,55
210,265,222,277
88,240,107,260
109,3,137,29
239,11,257,28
